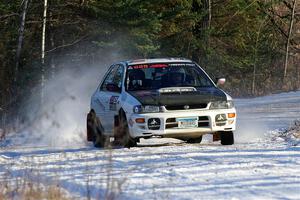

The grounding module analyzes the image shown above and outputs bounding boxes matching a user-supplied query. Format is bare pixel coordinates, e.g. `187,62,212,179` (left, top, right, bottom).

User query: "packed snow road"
1,91,300,199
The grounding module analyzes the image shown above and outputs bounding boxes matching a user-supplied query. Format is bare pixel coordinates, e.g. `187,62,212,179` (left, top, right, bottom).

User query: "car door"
95,64,124,134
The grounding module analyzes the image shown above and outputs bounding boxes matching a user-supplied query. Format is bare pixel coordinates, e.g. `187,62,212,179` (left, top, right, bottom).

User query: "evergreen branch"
0,13,19,21
218,0,258,33
45,35,89,53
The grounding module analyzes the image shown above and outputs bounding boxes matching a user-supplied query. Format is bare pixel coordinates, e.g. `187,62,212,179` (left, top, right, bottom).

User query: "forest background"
0,0,299,129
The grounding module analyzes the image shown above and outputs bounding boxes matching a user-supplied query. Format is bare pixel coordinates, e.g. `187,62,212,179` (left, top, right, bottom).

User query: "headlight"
133,105,161,113
209,101,234,109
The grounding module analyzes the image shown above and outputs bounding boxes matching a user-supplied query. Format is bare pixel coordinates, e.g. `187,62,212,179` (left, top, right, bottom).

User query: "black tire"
186,136,203,144
86,112,94,142
220,131,234,145
118,111,137,148
87,110,107,148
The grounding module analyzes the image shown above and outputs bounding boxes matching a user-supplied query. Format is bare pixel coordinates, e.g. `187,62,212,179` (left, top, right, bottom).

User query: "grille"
165,116,209,129
165,104,207,111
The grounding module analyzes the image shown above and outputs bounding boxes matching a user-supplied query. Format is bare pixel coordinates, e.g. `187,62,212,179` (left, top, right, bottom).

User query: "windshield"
126,62,214,91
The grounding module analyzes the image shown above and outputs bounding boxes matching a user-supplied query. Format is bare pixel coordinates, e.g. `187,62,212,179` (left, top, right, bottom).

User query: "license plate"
177,117,198,128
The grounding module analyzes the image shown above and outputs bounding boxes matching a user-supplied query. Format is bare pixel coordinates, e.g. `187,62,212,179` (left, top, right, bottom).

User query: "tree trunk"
207,0,212,50
14,0,29,127
50,35,55,79
208,0,212,29
252,64,256,95
283,0,297,80
1,111,6,140
297,58,300,89
200,0,212,30
252,15,267,96
41,0,48,104
15,0,29,83
49,9,55,79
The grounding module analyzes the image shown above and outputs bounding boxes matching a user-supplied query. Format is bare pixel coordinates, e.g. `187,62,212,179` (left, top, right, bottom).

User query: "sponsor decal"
158,87,196,93
168,63,195,67
132,64,148,69
130,63,169,69
130,63,195,70
149,64,168,68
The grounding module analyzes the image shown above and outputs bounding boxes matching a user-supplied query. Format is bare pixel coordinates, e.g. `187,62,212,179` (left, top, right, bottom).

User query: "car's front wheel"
117,112,137,148
220,131,234,145
87,110,108,148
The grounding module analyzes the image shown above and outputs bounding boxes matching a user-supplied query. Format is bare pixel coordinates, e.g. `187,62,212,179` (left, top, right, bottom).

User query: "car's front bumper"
127,108,236,139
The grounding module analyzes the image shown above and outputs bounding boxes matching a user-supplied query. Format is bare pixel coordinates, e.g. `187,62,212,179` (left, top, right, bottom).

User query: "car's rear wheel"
220,131,234,145
117,112,137,148
186,136,203,144
87,110,107,148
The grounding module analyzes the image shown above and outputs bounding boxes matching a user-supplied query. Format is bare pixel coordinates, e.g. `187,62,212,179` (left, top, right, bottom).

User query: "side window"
100,64,124,93
187,67,212,87
113,65,124,89
100,65,118,91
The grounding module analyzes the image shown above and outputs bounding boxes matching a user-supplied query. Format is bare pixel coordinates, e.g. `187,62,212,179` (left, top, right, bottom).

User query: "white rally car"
87,58,236,147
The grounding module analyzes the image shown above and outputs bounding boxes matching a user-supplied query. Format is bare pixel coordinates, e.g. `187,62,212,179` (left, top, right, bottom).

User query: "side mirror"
106,83,121,93
216,78,226,86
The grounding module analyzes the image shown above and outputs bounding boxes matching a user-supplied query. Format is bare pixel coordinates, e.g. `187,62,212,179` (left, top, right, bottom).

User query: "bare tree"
12,0,30,127
199,0,212,31
49,8,55,79
41,0,48,104
208,0,212,29
15,0,29,83
283,0,297,80
252,15,269,95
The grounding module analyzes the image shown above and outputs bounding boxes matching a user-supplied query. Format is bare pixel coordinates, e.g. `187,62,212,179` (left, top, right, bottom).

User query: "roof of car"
126,58,193,65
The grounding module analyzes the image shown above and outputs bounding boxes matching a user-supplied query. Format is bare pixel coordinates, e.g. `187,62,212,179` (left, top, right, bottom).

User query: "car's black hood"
127,87,227,106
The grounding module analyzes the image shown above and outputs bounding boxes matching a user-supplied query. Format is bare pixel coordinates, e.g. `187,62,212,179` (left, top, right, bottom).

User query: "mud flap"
113,115,122,144
213,132,221,142
114,115,119,127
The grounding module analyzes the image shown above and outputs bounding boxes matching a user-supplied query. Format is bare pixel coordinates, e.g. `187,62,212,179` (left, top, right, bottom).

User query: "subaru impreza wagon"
87,58,236,147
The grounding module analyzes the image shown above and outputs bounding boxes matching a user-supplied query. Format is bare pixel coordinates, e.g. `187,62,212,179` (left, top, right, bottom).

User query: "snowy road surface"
1,91,300,199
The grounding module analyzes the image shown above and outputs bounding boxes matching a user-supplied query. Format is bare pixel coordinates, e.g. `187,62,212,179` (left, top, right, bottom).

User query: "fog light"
228,113,236,118
135,118,145,123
